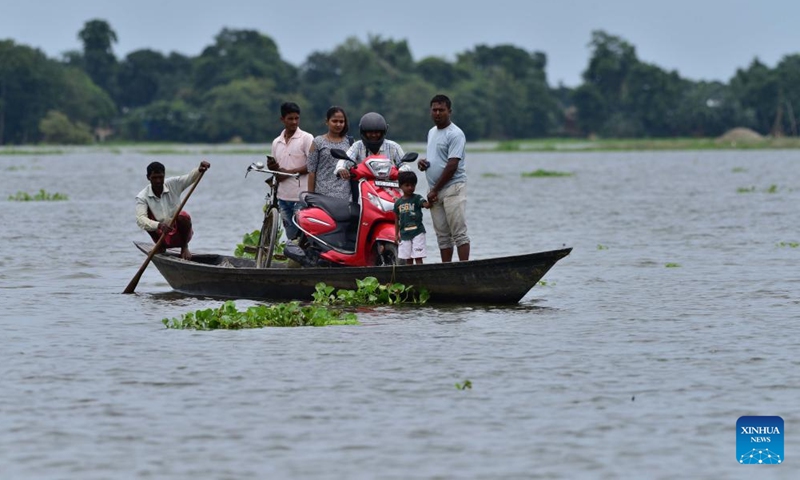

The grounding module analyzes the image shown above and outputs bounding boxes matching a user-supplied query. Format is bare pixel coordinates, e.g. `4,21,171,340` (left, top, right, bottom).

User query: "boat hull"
134,242,571,304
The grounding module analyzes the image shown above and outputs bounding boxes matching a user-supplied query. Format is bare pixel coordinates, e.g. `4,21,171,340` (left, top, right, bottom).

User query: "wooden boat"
134,242,571,304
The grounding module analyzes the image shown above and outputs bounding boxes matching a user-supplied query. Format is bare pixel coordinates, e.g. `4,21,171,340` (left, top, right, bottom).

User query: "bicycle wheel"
255,208,280,268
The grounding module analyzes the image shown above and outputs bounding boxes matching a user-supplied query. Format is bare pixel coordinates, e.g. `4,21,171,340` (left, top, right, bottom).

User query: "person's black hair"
398,171,418,186
281,102,301,117
430,94,452,109
327,106,349,136
146,161,165,177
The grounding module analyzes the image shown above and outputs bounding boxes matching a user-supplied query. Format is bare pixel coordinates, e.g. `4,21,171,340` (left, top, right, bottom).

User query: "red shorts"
148,211,193,248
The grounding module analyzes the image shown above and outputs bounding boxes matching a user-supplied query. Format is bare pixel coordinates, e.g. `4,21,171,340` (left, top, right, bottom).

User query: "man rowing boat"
135,160,210,260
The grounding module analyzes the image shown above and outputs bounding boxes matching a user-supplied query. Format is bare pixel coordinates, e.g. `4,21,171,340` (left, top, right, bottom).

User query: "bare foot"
180,247,192,261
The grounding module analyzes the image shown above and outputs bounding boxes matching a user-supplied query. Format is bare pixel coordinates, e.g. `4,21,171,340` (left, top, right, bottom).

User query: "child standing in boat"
393,171,430,265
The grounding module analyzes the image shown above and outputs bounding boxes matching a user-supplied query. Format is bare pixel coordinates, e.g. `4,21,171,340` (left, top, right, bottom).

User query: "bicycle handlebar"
245,162,301,179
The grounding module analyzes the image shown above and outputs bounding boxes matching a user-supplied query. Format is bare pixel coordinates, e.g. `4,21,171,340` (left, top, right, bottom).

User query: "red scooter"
284,148,417,267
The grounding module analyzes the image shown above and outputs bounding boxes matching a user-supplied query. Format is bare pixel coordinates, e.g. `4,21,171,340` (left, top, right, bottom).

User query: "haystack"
716,127,764,143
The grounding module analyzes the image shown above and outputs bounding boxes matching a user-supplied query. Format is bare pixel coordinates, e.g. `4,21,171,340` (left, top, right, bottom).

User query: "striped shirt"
335,140,406,174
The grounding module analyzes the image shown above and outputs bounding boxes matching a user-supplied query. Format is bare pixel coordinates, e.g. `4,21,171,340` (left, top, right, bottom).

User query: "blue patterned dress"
307,135,353,201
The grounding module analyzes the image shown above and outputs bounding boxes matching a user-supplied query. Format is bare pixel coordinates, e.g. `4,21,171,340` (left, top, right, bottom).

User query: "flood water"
1,147,798,479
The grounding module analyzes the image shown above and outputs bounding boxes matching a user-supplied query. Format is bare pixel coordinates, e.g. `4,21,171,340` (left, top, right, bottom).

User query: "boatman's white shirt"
135,167,201,231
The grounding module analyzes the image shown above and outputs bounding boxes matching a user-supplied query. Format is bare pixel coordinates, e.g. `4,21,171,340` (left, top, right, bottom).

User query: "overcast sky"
2,0,797,87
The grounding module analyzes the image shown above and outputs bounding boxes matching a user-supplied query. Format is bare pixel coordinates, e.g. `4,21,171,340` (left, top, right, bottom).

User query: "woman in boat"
306,106,353,201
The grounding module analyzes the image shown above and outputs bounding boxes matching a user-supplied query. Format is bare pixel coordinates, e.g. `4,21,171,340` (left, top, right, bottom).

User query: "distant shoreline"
2,137,800,156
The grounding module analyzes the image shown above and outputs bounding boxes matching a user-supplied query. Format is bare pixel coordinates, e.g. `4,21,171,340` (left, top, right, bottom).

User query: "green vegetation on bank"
5,135,800,157
3,21,800,146
487,136,800,152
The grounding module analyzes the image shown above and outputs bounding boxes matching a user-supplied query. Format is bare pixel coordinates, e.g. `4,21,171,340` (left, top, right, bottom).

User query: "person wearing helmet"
334,112,406,180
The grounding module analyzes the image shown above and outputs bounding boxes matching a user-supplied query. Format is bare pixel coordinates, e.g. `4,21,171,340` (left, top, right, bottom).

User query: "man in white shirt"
135,160,210,260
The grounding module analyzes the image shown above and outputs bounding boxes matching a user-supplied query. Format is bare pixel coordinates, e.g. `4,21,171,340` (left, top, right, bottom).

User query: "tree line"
1,20,798,145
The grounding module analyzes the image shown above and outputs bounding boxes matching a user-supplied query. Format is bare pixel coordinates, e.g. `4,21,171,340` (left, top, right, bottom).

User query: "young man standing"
135,160,210,260
268,102,314,241
418,94,470,262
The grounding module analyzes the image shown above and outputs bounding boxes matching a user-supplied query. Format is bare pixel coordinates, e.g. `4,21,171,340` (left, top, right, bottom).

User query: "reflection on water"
1,149,799,479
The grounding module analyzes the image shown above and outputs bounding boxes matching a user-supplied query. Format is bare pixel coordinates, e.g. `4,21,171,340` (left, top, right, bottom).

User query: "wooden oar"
122,170,205,294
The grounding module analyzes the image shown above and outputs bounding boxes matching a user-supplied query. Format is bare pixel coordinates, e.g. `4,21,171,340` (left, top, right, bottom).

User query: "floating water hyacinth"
163,300,358,330
163,278,429,330
521,169,573,178
455,380,472,390
8,189,68,201
312,277,429,306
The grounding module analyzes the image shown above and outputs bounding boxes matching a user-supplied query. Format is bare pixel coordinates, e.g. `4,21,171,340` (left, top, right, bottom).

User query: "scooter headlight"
366,159,393,180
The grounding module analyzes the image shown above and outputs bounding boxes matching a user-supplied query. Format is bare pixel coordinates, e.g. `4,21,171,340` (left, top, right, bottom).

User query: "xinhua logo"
737,416,784,464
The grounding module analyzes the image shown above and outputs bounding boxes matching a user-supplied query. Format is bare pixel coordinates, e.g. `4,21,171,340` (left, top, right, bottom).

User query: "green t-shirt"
393,194,426,241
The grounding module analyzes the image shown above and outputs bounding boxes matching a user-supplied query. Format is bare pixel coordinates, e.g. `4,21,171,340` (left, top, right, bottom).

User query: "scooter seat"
302,193,359,223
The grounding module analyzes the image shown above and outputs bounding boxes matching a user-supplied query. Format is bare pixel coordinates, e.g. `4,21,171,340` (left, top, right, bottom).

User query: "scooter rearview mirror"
401,152,418,163
330,148,349,160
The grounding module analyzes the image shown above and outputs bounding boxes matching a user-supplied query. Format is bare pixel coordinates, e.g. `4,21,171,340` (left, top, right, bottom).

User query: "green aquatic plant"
234,229,286,258
8,189,68,201
163,300,358,330
597,244,609,250
313,277,429,306
736,185,779,194
537,280,555,287
234,229,260,258
455,380,472,390
665,263,681,268
481,172,501,178
777,242,799,248
731,167,747,173
521,169,573,178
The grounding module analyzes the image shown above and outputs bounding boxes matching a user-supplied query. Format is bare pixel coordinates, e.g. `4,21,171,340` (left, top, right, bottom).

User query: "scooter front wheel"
374,242,400,266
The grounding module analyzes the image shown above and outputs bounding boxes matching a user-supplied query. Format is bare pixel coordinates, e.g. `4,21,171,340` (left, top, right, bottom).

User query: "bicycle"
245,158,300,268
